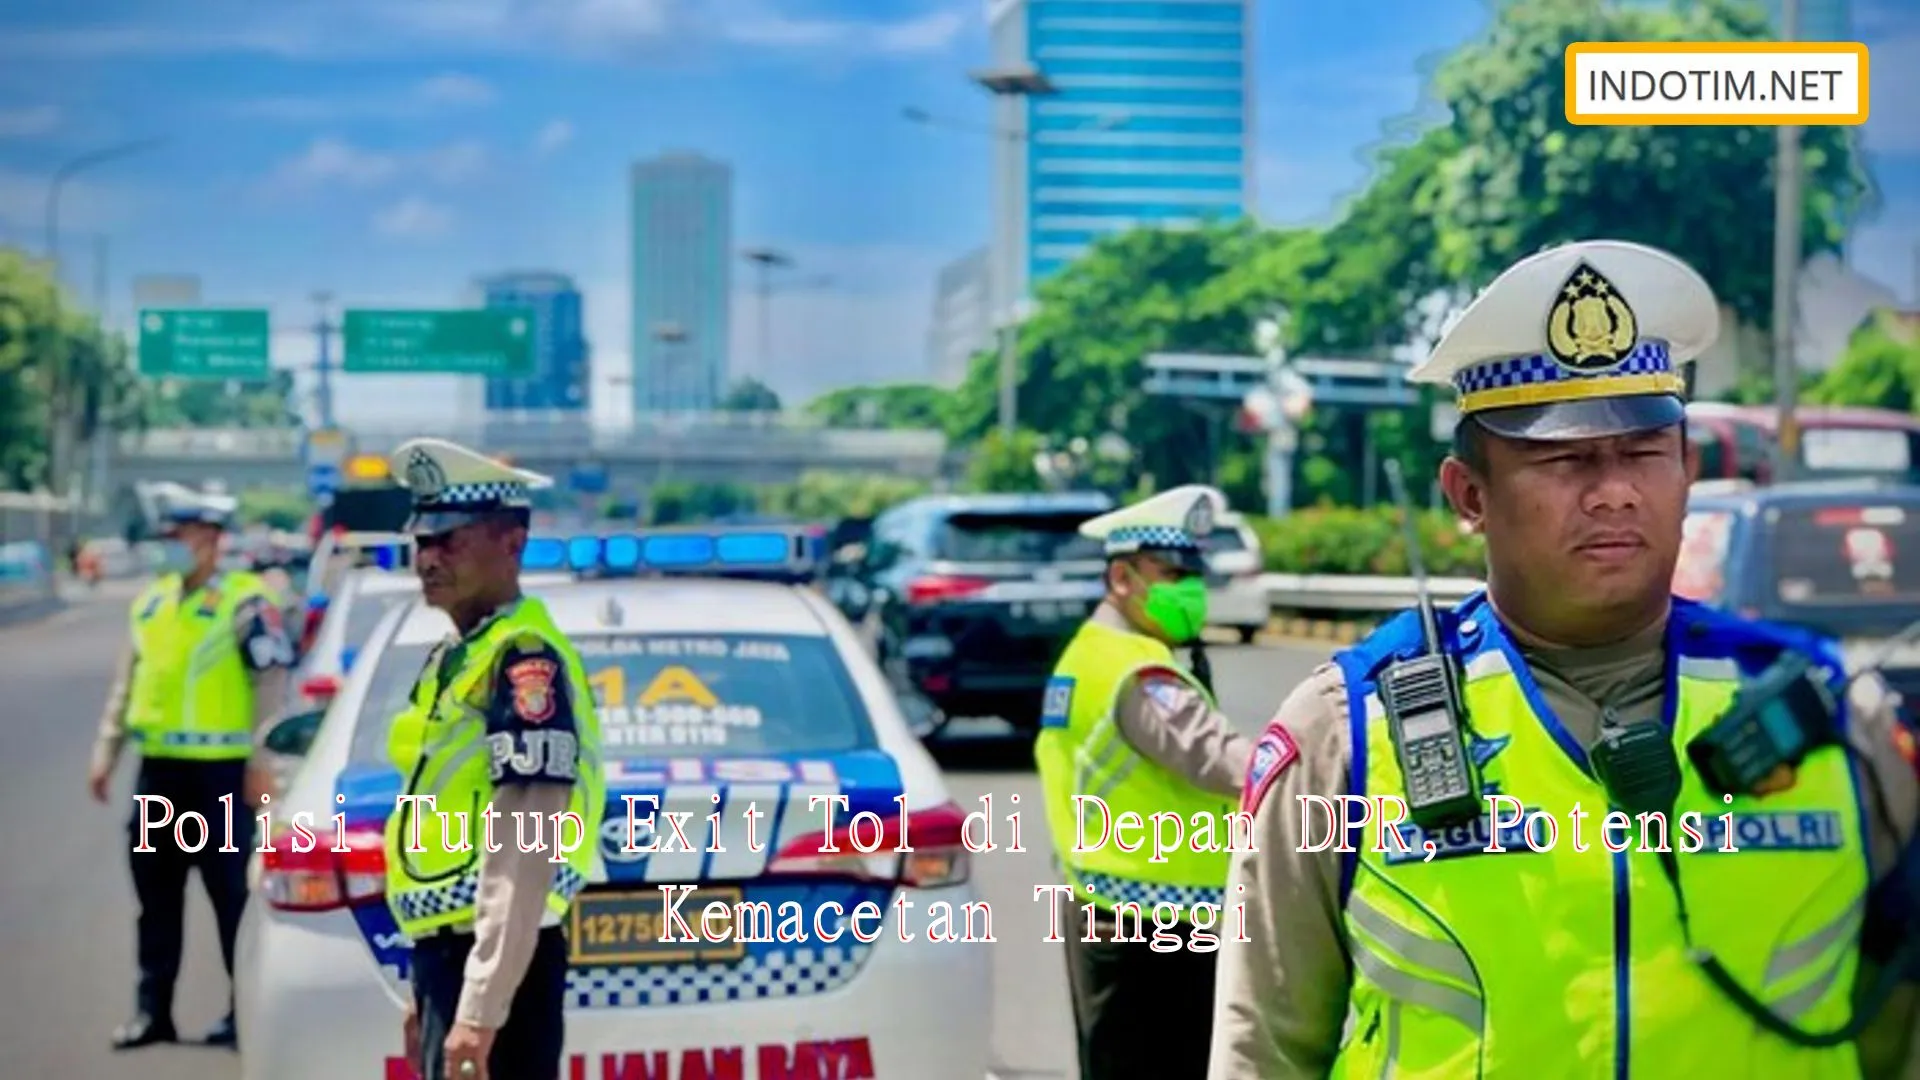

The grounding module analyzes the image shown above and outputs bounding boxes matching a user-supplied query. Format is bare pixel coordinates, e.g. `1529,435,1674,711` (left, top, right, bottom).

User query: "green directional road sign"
342,308,535,375
137,308,272,379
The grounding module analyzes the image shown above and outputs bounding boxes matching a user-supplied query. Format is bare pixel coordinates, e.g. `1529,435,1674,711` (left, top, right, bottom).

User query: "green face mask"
1139,575,1209,643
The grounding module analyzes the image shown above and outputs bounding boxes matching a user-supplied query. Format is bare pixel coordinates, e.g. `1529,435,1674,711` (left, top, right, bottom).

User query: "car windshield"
935,511,1105,563
1799,427,1920,481
343,592,412,651
348,632,874,765
1205,529,1249,554
1762,502,1920,637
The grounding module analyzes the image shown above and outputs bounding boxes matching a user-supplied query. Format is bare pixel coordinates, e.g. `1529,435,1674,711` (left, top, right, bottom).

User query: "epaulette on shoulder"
506,630,554,656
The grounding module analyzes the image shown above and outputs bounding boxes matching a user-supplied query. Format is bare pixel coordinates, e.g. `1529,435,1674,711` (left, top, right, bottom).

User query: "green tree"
761,470,930,520
0,249,149,492
1805,313,1920,412
239,487,311,530
963,428,1047,493
1427,0,1869,326
804,383,952,429
949,221,1285,491
719,376,782,412
138,371,297,429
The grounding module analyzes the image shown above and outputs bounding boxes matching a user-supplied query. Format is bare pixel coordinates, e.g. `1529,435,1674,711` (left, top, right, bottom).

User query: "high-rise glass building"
477,271,588,415
630,153,733,413
927,247,993,387
988,0,1253,318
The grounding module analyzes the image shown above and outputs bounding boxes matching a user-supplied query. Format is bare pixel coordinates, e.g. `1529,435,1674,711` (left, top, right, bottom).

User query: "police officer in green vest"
384,438,605,1080
1039,483,1255,1080
1210,240,1920,1078
88,486,293,1050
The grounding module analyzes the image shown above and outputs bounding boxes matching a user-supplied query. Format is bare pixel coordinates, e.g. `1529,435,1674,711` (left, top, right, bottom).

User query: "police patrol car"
236,526,992,1080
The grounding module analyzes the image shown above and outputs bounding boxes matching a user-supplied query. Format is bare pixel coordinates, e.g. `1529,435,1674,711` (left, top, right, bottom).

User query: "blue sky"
0,0,1914,428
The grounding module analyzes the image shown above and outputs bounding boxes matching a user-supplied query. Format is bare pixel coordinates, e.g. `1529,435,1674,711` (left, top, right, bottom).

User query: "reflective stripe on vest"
126,571,267,761
383,597,606,938
1034,619,1236,915
1327,594,1868,1079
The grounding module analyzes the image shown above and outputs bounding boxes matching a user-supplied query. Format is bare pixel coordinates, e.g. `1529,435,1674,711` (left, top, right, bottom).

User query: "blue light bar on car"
521,526,826,578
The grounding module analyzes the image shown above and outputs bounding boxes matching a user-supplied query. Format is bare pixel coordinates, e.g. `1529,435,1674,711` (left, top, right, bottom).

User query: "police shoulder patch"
1242,721,1300,816
505,656,560,724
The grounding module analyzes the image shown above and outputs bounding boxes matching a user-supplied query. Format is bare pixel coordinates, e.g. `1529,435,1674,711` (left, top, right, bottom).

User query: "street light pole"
1771,0,1803,483
41,136,165,519
972,65,1058,437
312,290,336,429
741,248,793,387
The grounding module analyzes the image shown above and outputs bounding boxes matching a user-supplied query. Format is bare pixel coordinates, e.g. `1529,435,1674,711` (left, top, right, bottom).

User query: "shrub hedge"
1247,506,1485,578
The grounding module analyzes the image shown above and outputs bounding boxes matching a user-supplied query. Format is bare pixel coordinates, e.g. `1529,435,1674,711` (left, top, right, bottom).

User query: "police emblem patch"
1242,722,1300,816
1545,261,1638,373
507,658,559,723
405,449,447,499
1184,495,1214,538
1894,724,1918,774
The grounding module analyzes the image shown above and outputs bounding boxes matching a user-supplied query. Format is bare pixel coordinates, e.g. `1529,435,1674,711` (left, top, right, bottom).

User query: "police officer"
88,487,292,1050
1039,484,1254,1080
384,438,605,1080
1210,240,1920,1077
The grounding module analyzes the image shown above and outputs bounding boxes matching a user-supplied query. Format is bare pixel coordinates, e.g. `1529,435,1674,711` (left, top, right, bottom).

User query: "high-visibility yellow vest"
1328,593,1868,1078
384,598,605,938
126,570,272,761
1035,618,1236,914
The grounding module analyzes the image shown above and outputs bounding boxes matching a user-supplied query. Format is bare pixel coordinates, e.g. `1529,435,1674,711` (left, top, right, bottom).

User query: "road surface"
0,584,1327,1079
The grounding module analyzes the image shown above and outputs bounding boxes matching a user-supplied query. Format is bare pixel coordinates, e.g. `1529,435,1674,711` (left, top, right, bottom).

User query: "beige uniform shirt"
1210,615,1920,1079
1054,604,1255,932
1094,602,1254,797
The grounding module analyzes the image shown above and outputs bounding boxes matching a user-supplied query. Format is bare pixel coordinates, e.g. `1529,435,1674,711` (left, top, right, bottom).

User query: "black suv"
830,492,1115,736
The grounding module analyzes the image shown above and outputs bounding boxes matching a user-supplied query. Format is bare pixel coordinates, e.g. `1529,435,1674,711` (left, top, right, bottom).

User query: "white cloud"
232,71,498,122
721,4,967,55
262,136,489,194
0,104,60,138
1,0,970,63
420,139,489,183
372,195,454,238
415,72,496,106
270,136,400,189
533,119,575,156
0,164,129,234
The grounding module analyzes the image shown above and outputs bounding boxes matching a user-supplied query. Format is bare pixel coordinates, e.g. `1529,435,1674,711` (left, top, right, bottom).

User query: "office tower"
927,247,993,387
477,271,589,415
987,0,1253,319
630,153,733,413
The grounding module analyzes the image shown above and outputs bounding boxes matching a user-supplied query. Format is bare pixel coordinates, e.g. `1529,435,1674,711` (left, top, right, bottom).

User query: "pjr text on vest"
1294,794,1767,861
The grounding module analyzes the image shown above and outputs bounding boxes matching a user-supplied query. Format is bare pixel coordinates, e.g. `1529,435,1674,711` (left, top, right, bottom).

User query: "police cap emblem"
1184,494,1214,538
1545,262,1638,373
404,449,447,500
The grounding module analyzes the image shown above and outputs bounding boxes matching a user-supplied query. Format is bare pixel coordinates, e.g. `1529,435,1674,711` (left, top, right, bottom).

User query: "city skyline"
0,0,1912,428
989,0,1254,317
478,270,589,415
629,152,734,413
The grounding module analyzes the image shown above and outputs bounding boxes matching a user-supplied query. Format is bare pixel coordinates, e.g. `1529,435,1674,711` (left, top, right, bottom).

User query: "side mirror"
263,710,326,758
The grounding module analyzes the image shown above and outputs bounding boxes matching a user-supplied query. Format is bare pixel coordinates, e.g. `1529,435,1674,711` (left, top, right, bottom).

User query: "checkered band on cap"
420,480,531,509
1452,340,1680,414
1105,524,1197,553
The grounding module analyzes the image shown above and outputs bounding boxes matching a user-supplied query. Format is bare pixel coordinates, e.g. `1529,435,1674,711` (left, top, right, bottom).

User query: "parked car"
1203,513,1268,643
836,492,1114,736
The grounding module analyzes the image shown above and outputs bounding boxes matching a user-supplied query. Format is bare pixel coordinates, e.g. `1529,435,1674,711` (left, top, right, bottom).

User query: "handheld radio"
1378,460,1481,829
